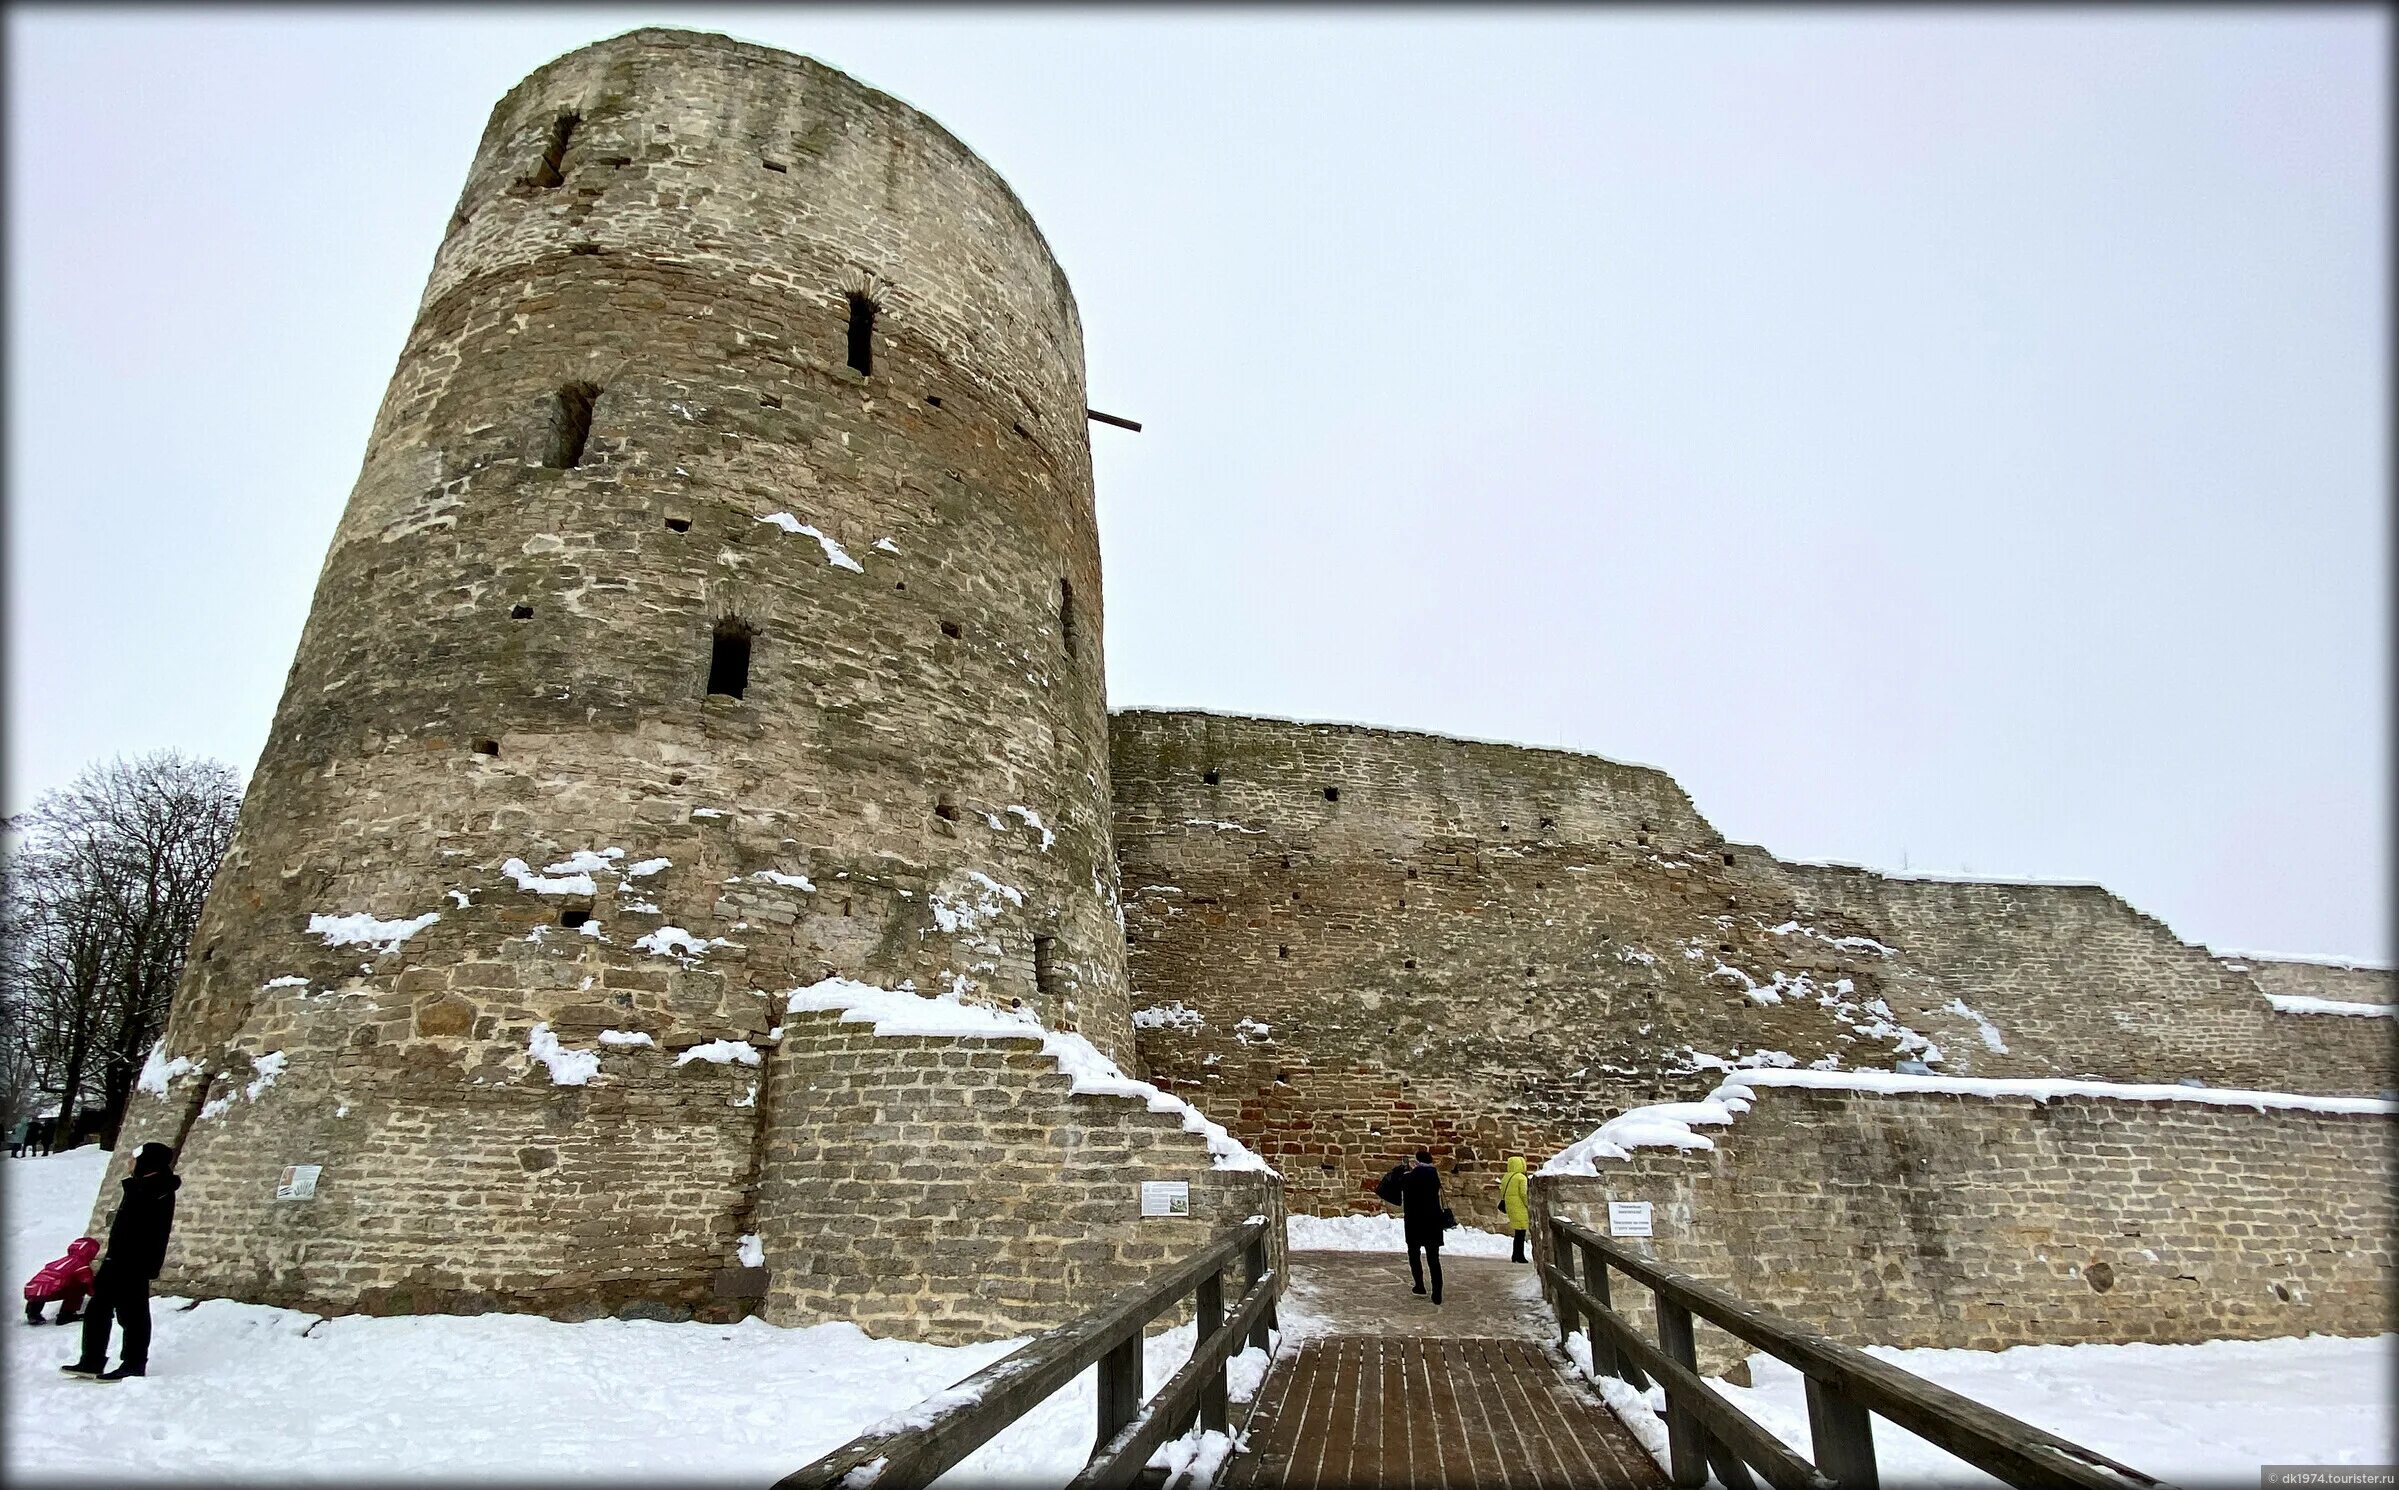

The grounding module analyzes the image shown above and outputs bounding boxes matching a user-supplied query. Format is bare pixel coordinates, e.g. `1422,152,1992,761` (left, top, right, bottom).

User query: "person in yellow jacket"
1500,1155,1531,1263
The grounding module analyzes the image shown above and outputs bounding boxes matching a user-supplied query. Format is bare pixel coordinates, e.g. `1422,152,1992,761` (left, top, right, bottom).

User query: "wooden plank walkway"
1225,1335,1666,1489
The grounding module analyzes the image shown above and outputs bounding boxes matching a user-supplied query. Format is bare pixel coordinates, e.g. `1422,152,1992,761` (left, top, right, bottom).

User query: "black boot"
24,1301,43,1325
98,1363,145,1381
61,1360,102,1377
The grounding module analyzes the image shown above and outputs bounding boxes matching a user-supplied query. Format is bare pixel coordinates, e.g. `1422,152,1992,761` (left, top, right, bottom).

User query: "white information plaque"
1607,1200,1653,1238
276,1164,321,1201
1140,1181,1191,1218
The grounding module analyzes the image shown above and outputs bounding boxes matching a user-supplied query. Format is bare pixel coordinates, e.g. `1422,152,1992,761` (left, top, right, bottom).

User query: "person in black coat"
64,1142,180,1381
1399,1148,1446,1305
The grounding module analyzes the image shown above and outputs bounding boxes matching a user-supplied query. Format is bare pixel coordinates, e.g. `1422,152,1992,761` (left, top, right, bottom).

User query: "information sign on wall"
1607,1200,1653,1238
1139,1181,1191,1218
275,1164,321,1201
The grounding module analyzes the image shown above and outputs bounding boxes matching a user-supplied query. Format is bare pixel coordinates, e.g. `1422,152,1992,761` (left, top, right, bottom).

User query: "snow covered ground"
6,1147,1268,1484
1567,1325,2395,1487
1284,1211,1518,1257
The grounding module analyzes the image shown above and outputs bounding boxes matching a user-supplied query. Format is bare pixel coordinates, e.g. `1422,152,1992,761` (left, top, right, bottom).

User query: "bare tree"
1,753,241,1147
0,830,120,1135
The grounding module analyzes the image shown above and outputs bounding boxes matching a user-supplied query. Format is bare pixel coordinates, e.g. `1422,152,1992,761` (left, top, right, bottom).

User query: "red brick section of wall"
1112,709,2393,1224
1528,1086,2395,1374
1112,710,1936,1219
1145,1050,1573,1218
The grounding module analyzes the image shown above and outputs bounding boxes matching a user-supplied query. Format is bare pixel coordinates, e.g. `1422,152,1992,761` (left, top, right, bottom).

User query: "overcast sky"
6,8,2387,962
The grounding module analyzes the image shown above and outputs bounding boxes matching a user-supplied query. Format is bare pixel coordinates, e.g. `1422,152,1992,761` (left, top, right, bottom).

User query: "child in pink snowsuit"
24,1237,99,1325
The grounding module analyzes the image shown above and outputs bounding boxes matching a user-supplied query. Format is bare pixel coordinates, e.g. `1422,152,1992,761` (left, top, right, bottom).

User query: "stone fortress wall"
103,26,2387,1353
1530,1084,2394,1372
2237,954,2395,1007
104,29,1264,1341
1111,709,2394,1217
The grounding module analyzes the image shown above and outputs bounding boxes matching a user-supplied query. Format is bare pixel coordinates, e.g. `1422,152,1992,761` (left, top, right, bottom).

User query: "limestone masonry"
107,28,2390,1353
1531,1084,2394,1372
1113,710,2392,1216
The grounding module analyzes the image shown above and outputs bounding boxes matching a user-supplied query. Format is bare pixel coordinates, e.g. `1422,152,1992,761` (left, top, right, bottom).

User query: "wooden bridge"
1226,1249,1664,1489
778,1218,2168,1490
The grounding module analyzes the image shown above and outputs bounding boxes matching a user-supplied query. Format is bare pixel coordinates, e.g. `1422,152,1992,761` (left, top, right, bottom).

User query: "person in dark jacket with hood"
1399,1148,1446,1305
64,1142,180,1381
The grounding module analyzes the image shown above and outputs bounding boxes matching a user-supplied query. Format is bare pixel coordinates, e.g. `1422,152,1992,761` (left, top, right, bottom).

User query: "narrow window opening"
1717,943,1733,954
759,394,782,409
762,158,788,173
668,773,686,786
1202,769,1220,786
1322,786,1340,802
1033,936,1059,999
473,738,500,757
1540,816,1556,831
533,113,579,189
664,517,691,533
569,243,600,257
940,620,962,640
1404,958,1417,970
1523,966,1536,978
842,899,854,917
1278,945,1289,960
510,604,534,620
1406,868,1418,881
559,909,591,929
541,383,600,470
706,619,753,699
846,293,876,375
1059,578,1078,660
924,394,943,408
894,582,907,592
934,798,959,823
1012,421,1031,440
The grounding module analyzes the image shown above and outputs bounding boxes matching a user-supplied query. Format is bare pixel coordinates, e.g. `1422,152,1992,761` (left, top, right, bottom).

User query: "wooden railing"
777,1217,1280,1490
1543,1216,2170,1490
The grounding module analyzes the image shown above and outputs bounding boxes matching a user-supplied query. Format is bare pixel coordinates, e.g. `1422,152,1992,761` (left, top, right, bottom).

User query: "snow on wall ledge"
2264,993,2395,1018
782,977,1274,1173
1542,1068,2395,1175
1529,1066,2397,1361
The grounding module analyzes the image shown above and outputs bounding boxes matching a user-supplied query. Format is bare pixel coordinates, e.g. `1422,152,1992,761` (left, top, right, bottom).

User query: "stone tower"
108,29,1164,1324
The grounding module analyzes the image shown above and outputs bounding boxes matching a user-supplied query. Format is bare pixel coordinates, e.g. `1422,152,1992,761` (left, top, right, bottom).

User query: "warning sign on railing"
1607,1200,1653,1237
